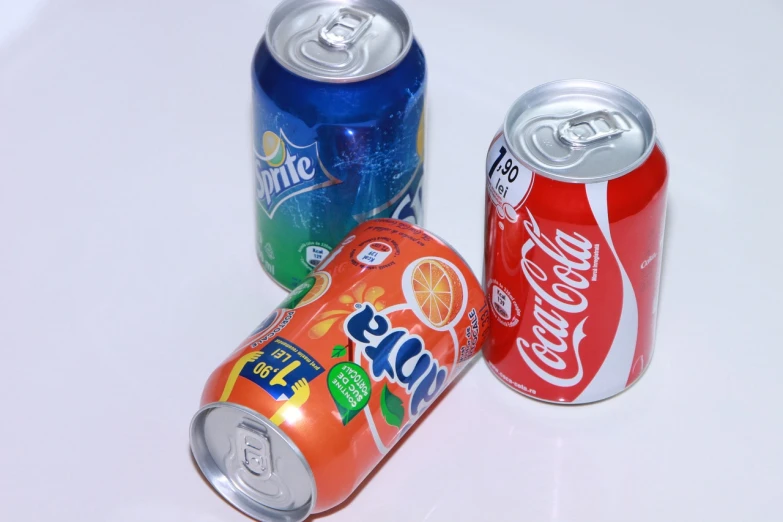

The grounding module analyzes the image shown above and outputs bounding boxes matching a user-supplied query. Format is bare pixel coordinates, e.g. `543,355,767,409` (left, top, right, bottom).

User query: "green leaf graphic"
331,345,347,358
380,385,404,428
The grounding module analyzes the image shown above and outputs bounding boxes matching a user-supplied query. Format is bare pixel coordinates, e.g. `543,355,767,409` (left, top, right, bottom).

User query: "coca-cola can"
483,79,668,404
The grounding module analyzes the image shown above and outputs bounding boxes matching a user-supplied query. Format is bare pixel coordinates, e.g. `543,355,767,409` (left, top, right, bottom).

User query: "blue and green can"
252,0,426,290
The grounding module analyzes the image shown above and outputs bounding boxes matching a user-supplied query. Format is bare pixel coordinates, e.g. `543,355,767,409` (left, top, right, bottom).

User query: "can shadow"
419,103,432,229
657,198,674,312
0,0,48,61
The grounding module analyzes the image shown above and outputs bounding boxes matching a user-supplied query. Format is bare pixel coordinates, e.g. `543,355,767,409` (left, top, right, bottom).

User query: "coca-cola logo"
516,208,594,387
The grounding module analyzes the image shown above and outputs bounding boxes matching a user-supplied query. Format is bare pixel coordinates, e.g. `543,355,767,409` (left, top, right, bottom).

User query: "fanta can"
190,219,489,521
253,0,427,290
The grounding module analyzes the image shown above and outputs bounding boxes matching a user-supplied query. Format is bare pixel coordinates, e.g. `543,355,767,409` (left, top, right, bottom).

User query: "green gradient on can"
255,216,325,290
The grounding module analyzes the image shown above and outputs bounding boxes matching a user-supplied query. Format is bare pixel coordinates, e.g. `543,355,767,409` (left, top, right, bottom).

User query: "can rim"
264,0,414,84
190,402,316,522
502,79,658,183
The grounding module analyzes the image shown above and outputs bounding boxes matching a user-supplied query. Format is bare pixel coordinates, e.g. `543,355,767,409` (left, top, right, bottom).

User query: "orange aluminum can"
190,219,489,521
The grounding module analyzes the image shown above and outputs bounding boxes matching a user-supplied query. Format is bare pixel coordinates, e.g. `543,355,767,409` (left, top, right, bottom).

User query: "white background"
1,1,781,521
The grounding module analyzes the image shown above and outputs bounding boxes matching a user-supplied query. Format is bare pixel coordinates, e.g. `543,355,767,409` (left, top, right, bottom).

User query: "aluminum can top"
503,79,657,182
265,0,413,83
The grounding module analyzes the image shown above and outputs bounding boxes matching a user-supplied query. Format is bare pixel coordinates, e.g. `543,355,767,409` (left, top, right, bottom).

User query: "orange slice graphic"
296,272,330,308
411,259,464,328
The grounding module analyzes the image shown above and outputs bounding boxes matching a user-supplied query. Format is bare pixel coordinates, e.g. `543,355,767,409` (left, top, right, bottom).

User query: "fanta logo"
517,208,593,387
345,304,447,417
254,130,339,217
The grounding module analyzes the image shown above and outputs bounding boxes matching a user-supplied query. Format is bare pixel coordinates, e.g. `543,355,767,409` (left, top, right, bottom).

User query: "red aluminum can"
483,80,668,404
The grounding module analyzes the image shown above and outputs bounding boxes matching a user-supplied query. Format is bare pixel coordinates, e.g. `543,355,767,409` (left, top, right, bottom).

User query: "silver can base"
190,402,316,522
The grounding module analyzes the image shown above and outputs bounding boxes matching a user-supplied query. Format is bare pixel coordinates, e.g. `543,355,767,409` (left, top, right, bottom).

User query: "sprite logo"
254,130,340,218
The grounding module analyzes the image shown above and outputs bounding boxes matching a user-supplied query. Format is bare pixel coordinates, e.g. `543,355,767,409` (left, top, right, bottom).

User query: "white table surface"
2,1,782,521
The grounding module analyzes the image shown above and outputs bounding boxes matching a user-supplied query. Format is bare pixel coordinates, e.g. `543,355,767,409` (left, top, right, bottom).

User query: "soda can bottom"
190,403,315,522
190,218,489,521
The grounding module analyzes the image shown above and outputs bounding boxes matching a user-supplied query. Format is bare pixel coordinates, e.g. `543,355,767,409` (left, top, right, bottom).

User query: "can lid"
503,79,656,182
265,0,413,83
190,402,316,522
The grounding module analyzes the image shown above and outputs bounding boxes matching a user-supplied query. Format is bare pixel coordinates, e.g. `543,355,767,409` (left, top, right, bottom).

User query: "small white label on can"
305,245,330,267
491,284,512,321
356,242,393,266
486,133,534,212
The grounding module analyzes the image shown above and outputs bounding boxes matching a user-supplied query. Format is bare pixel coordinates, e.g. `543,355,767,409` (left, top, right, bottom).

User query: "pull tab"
557,110,626,148
237,423,272,480
318,7,374,49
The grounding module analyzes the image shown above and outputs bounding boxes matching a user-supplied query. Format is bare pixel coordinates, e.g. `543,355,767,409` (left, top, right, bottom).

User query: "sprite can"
252,0,426,289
